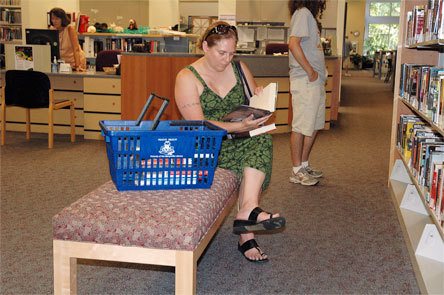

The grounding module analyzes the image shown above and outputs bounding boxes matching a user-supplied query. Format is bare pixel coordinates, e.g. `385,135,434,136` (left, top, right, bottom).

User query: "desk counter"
121,53,340,133
1,70,122,140
1,53,340,139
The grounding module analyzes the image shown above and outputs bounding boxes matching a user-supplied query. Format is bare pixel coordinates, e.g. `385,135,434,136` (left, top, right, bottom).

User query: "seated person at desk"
49,7,86,71
175,21,286,263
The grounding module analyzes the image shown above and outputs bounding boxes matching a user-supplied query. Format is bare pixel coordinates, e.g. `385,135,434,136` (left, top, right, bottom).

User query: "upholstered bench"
53,168,238,295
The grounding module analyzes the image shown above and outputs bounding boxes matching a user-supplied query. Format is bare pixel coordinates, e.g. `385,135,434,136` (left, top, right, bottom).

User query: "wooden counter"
1,53,341,140
0,71,122,140
121,53,341,132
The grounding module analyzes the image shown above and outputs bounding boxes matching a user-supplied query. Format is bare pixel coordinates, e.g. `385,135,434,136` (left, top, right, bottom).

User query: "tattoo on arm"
180,101,201,109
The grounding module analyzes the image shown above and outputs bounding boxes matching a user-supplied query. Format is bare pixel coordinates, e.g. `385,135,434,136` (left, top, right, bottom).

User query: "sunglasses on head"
205,24,238,40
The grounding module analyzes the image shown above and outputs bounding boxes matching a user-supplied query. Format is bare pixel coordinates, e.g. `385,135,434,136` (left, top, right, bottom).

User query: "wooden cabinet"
83,77,121,140
1,72,122,140
121,54,196,121
388,1,444,294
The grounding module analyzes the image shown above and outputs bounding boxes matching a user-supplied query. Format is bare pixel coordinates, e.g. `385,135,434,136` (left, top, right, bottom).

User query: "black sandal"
238,239,269,263
233,207,286,235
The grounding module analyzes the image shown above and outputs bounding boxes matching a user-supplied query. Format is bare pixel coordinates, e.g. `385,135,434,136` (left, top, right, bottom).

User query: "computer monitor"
25,28,60,61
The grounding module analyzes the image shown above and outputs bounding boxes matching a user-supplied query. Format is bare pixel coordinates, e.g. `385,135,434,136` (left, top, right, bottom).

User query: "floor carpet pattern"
1,74,419,294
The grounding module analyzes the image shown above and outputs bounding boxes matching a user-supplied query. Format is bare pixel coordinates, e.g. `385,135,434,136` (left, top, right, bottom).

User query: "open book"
223,82,278,138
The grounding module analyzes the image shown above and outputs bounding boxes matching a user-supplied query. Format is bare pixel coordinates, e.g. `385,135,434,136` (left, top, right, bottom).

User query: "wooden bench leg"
53,240,78,295
175,251,196,295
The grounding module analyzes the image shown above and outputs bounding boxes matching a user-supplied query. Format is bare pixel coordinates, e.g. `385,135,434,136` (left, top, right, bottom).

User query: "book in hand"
221,105,271,122
223,82,278,138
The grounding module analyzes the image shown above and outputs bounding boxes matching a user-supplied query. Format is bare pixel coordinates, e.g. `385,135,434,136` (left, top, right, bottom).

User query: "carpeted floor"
1,73,420,294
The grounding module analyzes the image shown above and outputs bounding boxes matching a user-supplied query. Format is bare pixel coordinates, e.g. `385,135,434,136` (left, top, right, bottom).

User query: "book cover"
404,120,426,160
437,168,444,224
14,46,34,70
430,163,443,210
425,147,444,191
223,82,278,138
222,82,277,122
411,127,436,170
222,105,271,122
414,5,425,43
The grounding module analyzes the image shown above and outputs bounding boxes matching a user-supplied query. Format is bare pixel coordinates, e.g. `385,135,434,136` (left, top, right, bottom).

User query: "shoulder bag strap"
234,61,253,103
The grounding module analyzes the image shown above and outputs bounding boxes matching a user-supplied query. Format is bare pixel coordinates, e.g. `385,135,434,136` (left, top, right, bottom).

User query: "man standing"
343,36,353,76
288,0,327,186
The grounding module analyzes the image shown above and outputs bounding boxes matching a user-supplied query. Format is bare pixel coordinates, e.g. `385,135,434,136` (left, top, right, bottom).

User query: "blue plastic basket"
100,119,227,191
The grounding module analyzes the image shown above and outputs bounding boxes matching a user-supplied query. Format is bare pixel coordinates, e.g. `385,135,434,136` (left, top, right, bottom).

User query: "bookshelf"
0,0,22,43
389,1,444,294
79,32,199,58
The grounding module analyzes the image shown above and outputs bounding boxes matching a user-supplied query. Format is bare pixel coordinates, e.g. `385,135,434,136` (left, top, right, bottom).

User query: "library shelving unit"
0,0,22,43
79,32,199,58
389,1,444,294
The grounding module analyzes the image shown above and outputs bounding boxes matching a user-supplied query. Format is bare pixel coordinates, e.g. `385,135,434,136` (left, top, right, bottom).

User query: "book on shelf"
399,63,444,124
223,82,278,138
431,0,442,38
397,114,421,150
411,128,442,176
401,118,425,161
404,1,444,44
414,5,426,43
437,168,444,225
397,113,444,226
430,162,443,210
424,144,444,186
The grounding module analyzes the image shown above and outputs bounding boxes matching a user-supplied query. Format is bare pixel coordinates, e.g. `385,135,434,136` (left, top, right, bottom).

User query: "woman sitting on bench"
174,21,286,263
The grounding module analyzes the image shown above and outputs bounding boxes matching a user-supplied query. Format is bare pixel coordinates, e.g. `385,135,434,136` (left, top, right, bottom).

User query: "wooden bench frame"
53,190,238,295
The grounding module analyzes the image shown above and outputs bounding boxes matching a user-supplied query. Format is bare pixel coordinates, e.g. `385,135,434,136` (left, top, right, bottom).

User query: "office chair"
265,43,289,55
1,70,76,148
95,50,121,71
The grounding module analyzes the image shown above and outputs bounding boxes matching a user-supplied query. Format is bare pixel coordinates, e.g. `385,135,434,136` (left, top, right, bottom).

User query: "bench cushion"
53,168,238,251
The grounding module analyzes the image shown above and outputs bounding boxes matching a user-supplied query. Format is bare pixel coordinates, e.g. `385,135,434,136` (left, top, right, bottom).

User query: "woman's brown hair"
197,21,238,50
49,8,71,27
288,0,326,31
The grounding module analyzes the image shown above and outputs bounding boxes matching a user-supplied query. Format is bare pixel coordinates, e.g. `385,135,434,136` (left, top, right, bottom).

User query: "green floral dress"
187,62,273,190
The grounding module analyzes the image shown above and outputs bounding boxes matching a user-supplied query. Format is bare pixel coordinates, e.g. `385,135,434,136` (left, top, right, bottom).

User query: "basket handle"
135,93,170,130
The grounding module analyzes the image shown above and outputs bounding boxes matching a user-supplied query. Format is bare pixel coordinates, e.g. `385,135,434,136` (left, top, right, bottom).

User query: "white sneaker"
289,167,319,186
305,165,323,178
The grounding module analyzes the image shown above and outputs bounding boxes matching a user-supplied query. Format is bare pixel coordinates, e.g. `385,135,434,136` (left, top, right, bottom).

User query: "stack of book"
82,37,161,58
0,8,21,24
397,114,444,227
400,63,444,124
0,26,20,41
405,1,444,45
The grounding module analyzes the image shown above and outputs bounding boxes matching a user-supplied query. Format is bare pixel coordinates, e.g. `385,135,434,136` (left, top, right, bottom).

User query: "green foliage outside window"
369,1,400,17
364,24,399,56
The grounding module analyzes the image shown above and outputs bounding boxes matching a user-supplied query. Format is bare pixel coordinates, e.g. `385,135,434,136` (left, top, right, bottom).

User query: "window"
369,1,400,17
364,0,400,55
367,23,399,52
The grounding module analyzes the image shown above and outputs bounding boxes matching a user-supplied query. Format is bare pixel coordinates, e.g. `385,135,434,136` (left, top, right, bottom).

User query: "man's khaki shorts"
290,75,326,136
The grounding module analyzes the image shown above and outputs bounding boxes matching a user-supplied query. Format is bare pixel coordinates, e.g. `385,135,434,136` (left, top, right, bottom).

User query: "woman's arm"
67,26,85,71
288,36,318,82
174,69,205,120
174,68,270,133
